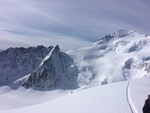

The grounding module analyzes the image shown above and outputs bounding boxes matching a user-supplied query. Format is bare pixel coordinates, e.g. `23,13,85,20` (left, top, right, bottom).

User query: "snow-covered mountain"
0,45,78,90
22,45,78,90
67,29,150,87
0,45,52,86
0,29,150,90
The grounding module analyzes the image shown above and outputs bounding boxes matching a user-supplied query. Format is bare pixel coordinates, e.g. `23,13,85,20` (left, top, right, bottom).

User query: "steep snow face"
23,45,78,90
67,29,150,87
0,45,52,86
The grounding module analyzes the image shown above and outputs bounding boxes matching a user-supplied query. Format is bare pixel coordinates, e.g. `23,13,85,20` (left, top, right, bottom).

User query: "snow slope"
67,29,150,87
0,86,71,111
1,78,150,113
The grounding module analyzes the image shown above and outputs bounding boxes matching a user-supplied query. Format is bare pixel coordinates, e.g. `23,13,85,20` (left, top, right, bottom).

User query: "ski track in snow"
126,80,138,113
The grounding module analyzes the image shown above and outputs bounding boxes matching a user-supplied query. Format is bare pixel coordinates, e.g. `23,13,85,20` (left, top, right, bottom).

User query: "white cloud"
0,0,150,50
0,31,92,52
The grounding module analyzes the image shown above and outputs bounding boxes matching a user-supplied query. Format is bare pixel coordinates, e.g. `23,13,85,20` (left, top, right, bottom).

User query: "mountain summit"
23,45,78,90
112,29,140,38
0,45,78,90
67,29,150,87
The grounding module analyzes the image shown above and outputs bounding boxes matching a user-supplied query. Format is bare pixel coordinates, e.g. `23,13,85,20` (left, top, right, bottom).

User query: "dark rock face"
23,45,79,90
24,57,59,89
0,45,52,86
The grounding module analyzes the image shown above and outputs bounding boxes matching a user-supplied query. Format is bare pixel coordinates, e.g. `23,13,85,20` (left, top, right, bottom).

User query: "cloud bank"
0,0,150,51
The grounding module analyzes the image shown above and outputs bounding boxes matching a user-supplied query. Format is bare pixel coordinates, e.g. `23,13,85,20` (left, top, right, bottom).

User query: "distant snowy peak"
0,44,78,90
113,29,140,38
0,45,53,86
23,45,79,90
93,29,146,47
67,29,150,87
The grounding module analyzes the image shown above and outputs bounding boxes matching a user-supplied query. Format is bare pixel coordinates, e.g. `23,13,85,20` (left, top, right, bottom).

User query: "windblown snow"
0,29,150,113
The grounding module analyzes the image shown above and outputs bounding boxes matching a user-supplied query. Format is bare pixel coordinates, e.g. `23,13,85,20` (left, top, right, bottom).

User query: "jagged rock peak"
35,45,53,51
0,45,53,86
54,45,60,52
0,46,51,60
51,45,60,54
23,44,79,90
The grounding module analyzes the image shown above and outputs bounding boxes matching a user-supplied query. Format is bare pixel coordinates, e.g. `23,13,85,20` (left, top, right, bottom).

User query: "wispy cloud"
0,0,150,51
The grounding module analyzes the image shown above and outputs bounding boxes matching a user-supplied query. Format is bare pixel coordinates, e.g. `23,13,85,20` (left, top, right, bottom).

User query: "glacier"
67,29,150,87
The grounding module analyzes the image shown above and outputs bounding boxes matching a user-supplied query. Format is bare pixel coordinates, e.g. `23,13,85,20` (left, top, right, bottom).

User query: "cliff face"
23,45,79,90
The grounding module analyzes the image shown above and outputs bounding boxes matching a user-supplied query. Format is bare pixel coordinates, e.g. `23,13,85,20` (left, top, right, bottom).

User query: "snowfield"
0,78,150,113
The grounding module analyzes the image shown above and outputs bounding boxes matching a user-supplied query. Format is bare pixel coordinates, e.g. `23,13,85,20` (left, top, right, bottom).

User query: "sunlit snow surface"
0,78,150,113
67,30,150,87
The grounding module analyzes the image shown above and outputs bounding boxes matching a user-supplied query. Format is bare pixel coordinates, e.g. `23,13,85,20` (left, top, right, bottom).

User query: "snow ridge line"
126,80,138,113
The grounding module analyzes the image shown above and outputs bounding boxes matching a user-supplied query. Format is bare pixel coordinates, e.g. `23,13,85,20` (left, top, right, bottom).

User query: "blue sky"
0,0,150,51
